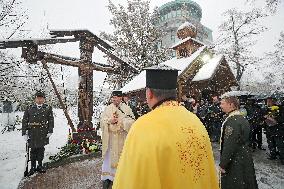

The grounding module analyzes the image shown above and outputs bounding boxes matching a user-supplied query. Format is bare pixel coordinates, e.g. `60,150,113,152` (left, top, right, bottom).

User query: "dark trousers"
251,127,263,148
267,133,277,157
275,136,284,160
30,147,45,168
211,121,222,142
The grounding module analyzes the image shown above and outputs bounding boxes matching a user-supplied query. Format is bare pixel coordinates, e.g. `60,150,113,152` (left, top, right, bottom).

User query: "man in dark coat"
197,99,211,135
122,93,139,119
181,94,192,111
246,99,265,150
264,97,284,164
275,99,284,164
22,91,54,175
219,95,258,189
208,93,224,142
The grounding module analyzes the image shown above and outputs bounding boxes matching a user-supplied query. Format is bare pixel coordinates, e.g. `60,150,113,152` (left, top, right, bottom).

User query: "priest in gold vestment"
113,65,219,189
100,90,135,189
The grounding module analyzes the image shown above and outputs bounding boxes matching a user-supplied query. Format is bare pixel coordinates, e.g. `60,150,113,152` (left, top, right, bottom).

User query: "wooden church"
121,22,238,101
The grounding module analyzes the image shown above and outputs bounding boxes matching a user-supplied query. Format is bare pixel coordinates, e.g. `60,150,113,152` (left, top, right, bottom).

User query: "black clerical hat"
112,90,123,97
35,91,45,98
145,65,179,89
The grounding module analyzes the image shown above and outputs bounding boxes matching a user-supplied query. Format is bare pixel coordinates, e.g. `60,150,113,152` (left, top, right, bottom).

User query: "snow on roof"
162,46,206,75
221,90,254,98
177,22,196,31
121,70,146,93
192,55,223,81
171,36,205,49
121,46,207,93
144,64,179,71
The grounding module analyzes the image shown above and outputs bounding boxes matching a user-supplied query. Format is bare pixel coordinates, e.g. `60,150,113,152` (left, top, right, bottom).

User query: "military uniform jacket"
220,111,258,189
22,104,54,148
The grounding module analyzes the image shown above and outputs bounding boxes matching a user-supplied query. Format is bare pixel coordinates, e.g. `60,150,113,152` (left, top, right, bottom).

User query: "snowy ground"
0,109,70,189
212,142,284,189
0,109,283,189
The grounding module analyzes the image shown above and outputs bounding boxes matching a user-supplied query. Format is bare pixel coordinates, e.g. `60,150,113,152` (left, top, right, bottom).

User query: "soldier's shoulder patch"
225,126,233,138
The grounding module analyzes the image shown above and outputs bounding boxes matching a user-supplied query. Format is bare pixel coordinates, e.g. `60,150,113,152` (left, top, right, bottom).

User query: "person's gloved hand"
46,133,52,138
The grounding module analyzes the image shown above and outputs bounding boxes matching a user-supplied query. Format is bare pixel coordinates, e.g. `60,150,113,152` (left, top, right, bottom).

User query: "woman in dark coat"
219,96,258,189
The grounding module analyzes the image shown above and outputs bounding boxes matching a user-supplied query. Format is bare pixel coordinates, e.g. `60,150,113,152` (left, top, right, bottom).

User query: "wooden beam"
42,52,81,67
41,59,77,133
49,29,114,50
41,52,117,73
94,44,138,74
0,38,78,49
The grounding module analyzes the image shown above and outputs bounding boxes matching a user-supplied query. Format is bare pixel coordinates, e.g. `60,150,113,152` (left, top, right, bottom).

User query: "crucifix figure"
0,29,137,142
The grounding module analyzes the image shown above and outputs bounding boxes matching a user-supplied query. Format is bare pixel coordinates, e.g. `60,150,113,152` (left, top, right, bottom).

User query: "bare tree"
246,0,283,13
0,3,63,106
100,0,170,88
262,32,284,86
214,8,267,83
0,0,28,39
269,31,284,63
0,0,29,102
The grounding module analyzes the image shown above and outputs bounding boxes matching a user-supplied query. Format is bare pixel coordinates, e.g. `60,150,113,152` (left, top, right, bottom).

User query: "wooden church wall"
210,59,238,95
180,58,238,100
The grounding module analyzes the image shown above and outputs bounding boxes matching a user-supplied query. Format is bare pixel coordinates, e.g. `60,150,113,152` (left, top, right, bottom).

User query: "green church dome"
158,0,202,22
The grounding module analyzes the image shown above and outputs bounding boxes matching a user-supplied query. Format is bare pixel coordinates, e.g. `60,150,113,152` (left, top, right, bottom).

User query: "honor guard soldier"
22,91,54,176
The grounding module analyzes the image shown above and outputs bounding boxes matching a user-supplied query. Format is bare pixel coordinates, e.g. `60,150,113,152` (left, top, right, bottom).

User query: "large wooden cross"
0,29,137,141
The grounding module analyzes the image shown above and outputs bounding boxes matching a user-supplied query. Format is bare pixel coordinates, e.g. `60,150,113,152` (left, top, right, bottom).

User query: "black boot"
29,160,37,176
36,165,46,173
36,160,46,173
103,179,110,189
28,167,36,176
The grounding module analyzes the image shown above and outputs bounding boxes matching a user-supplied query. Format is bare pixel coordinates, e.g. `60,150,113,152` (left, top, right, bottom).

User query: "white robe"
100,102,135,181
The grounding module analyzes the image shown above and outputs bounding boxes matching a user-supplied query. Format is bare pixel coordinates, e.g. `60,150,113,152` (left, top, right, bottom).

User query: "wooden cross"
0,29,137,141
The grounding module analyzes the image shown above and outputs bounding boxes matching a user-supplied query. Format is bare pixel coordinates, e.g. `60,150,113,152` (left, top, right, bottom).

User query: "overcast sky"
21,0,284,88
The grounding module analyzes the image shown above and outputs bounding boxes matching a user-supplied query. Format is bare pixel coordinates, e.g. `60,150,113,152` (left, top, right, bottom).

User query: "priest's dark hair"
148,88,177,102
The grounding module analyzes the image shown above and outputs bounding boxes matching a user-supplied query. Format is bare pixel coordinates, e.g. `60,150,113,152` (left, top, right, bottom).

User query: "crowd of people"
181,93,284,165
99,85,284,188
21,66,283,189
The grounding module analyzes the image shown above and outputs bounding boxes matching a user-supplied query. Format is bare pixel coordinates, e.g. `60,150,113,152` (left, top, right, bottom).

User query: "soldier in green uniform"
22,91,54,176
219,95,258,189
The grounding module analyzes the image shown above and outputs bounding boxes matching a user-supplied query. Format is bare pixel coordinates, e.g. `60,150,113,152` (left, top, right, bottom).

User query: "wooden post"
74,38,97,141
41,59,76,132
78,39,94,128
